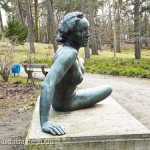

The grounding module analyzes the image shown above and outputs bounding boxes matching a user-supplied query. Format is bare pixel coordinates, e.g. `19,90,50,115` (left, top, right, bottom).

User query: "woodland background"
0,0,150,58
0,0,150,81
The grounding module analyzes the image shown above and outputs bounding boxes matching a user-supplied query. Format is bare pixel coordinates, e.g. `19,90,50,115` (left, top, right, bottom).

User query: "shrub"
0,49,14,82
84,58,150,79
4,17,28,44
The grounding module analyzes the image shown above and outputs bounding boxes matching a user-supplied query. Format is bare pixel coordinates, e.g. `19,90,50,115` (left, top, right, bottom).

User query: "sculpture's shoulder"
56,46,77,58
53,46,78,64
60,46,78,56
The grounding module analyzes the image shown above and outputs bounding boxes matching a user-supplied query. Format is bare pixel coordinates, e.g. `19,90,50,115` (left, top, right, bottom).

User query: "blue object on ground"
11,64,20,76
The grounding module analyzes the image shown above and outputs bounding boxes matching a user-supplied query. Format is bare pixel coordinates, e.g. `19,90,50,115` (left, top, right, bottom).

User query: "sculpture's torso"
52,47,84,111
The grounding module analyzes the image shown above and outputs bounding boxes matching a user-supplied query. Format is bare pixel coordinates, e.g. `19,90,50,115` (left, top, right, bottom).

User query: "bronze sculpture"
40,12,112,135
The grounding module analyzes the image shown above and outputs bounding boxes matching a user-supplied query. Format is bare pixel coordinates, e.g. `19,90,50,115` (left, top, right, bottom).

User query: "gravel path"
79,73,150,130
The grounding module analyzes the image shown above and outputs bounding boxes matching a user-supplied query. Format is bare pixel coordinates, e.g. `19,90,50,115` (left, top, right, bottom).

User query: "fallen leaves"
0,81,40,117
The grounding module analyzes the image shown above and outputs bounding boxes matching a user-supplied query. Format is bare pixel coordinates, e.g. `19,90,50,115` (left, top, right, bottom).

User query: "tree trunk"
95,18,101,50
38,19,42,43
47,21,51,44
113,0,117,60
46,0,58,52
116,5,121,53
47,17,52,45
108,3,113,40
80,0,90,59
34,0,39,42
87,0,98,55
12,0,24,23
25,0,35,53
95,27,101,50
18,0,25,23
134,0,141,59
127,16,130,40
144,12,148,47
0,9,3,32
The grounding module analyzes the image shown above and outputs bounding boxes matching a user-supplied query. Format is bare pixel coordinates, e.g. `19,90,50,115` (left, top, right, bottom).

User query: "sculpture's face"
68,18,90,48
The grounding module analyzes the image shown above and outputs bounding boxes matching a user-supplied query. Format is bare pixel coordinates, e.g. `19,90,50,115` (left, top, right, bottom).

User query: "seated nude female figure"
40,12,112,135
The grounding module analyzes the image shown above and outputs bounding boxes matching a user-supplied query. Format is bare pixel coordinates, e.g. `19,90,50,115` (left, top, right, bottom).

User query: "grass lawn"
0,42,150,79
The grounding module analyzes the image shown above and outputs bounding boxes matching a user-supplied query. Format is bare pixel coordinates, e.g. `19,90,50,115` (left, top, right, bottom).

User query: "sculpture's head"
56,12,90,48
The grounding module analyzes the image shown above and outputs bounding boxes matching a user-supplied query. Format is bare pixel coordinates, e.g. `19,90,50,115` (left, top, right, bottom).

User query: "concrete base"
25,97,150,150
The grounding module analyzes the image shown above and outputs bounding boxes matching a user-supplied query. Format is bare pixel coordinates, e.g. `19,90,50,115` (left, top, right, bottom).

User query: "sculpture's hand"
41,121,65,135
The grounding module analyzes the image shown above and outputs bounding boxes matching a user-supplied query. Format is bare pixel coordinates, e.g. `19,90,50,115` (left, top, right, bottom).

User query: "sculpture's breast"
63,59,84,85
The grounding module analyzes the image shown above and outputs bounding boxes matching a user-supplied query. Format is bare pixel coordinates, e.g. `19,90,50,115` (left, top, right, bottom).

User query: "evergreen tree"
5,17,28,44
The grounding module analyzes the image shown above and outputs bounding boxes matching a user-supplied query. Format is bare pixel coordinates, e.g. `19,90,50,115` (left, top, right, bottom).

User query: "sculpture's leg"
64,85,112,111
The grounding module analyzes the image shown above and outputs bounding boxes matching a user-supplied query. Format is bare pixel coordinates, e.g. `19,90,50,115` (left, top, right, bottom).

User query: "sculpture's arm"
40,49,77,135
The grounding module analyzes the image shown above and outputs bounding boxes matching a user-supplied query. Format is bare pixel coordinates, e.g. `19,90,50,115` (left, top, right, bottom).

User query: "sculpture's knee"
103,85,112,96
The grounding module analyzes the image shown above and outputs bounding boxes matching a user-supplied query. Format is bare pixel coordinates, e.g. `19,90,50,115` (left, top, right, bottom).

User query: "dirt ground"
0,73,150,150
0,82,40,150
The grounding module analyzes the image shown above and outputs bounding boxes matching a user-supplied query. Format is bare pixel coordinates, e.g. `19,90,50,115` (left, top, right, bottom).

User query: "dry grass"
0,41,150,65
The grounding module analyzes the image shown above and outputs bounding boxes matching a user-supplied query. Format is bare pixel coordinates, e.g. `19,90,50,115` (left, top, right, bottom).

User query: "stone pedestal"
25,97,150,150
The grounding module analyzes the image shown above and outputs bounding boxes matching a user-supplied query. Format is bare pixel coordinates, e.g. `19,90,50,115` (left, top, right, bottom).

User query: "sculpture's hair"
56,12,85,43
